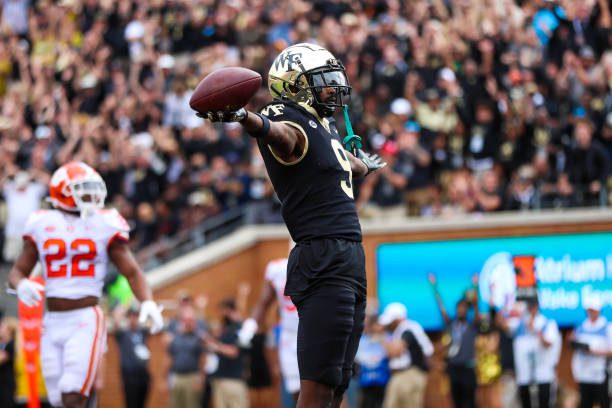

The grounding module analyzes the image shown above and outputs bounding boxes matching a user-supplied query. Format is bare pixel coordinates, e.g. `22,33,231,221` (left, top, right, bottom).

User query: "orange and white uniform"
23,207,129,406
265,258,300,394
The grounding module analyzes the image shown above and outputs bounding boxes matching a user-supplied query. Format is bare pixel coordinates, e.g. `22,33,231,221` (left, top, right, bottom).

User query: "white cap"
125,21,145,40
390,98,412,116
584,296,602,312
158,54,176,70
378,302,407,325
439,67,456,82
188,190,213,206
131,132,154,149
79,73,98,89
532,93,545,107
35,125,51,139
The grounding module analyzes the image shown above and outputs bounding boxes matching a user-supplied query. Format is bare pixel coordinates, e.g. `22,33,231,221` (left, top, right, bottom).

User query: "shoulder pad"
98,208,130,233
24,209,51,229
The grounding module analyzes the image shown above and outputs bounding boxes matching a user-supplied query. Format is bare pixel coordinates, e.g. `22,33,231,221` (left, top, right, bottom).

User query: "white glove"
237,318,258,347
138,300,164,334
16,279,44,307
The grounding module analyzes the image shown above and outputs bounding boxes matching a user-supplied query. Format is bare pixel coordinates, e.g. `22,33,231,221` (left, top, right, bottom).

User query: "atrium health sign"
377,232,612,330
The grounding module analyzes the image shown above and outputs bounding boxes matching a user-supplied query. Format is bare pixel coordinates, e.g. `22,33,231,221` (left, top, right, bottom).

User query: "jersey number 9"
331,139,354,199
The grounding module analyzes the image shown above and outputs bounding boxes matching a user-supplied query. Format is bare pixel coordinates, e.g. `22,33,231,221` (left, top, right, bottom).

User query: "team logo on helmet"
49,162,107,216
268,43,351,117
273,49,304,72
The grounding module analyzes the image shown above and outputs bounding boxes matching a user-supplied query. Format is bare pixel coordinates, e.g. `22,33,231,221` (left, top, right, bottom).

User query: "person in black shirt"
113,305,151,408
559,118,610,206
166,307,206,408
203,299,249,408
430,273,479,408
198,43,385,408
0,316,16,408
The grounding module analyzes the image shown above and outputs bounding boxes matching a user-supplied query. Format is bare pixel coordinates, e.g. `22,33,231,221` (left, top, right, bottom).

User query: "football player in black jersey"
199,43,385,408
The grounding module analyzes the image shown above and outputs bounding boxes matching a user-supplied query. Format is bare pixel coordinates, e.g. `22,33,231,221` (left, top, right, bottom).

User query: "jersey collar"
298,102,331,132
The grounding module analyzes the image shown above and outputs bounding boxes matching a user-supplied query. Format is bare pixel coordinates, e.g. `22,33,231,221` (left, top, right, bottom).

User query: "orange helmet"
49,162,107,214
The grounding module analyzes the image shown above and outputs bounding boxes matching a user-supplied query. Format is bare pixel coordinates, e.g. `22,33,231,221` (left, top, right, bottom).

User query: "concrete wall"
99,209,612,408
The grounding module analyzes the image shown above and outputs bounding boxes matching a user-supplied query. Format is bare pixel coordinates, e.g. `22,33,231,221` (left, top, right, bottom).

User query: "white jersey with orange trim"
23,208,130,299
264,258,298,333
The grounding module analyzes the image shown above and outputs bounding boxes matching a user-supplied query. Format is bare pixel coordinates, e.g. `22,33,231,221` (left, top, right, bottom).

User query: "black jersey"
256,100,362,243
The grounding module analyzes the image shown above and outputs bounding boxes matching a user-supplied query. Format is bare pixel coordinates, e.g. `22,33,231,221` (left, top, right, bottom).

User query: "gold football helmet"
268,43,351,117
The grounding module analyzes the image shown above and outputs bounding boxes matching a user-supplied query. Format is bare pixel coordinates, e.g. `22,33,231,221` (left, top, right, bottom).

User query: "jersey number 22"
43,238,97,278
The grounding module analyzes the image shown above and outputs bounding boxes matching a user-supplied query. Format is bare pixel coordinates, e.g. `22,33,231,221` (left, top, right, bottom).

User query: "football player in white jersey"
7,161,164,408
238,257,300,402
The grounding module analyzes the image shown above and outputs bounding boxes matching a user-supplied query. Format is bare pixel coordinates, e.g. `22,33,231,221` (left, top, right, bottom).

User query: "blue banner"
377,232,612,330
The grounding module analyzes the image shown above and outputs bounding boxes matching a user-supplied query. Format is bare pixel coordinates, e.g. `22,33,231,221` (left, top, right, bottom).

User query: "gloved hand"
16,279,44,307
197,107,247,123
357,149,386,175
237,318,258,347
138,300,164,334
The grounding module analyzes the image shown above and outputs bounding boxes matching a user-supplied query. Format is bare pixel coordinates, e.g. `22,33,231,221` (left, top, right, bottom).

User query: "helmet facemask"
66,178,107,217
302,65,351,117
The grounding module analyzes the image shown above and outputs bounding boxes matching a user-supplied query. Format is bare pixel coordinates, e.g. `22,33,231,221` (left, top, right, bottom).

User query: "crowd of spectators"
0,2,609,405
0,0,610,258
107,288,255,408
0,276,608,408
358,276,610,408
